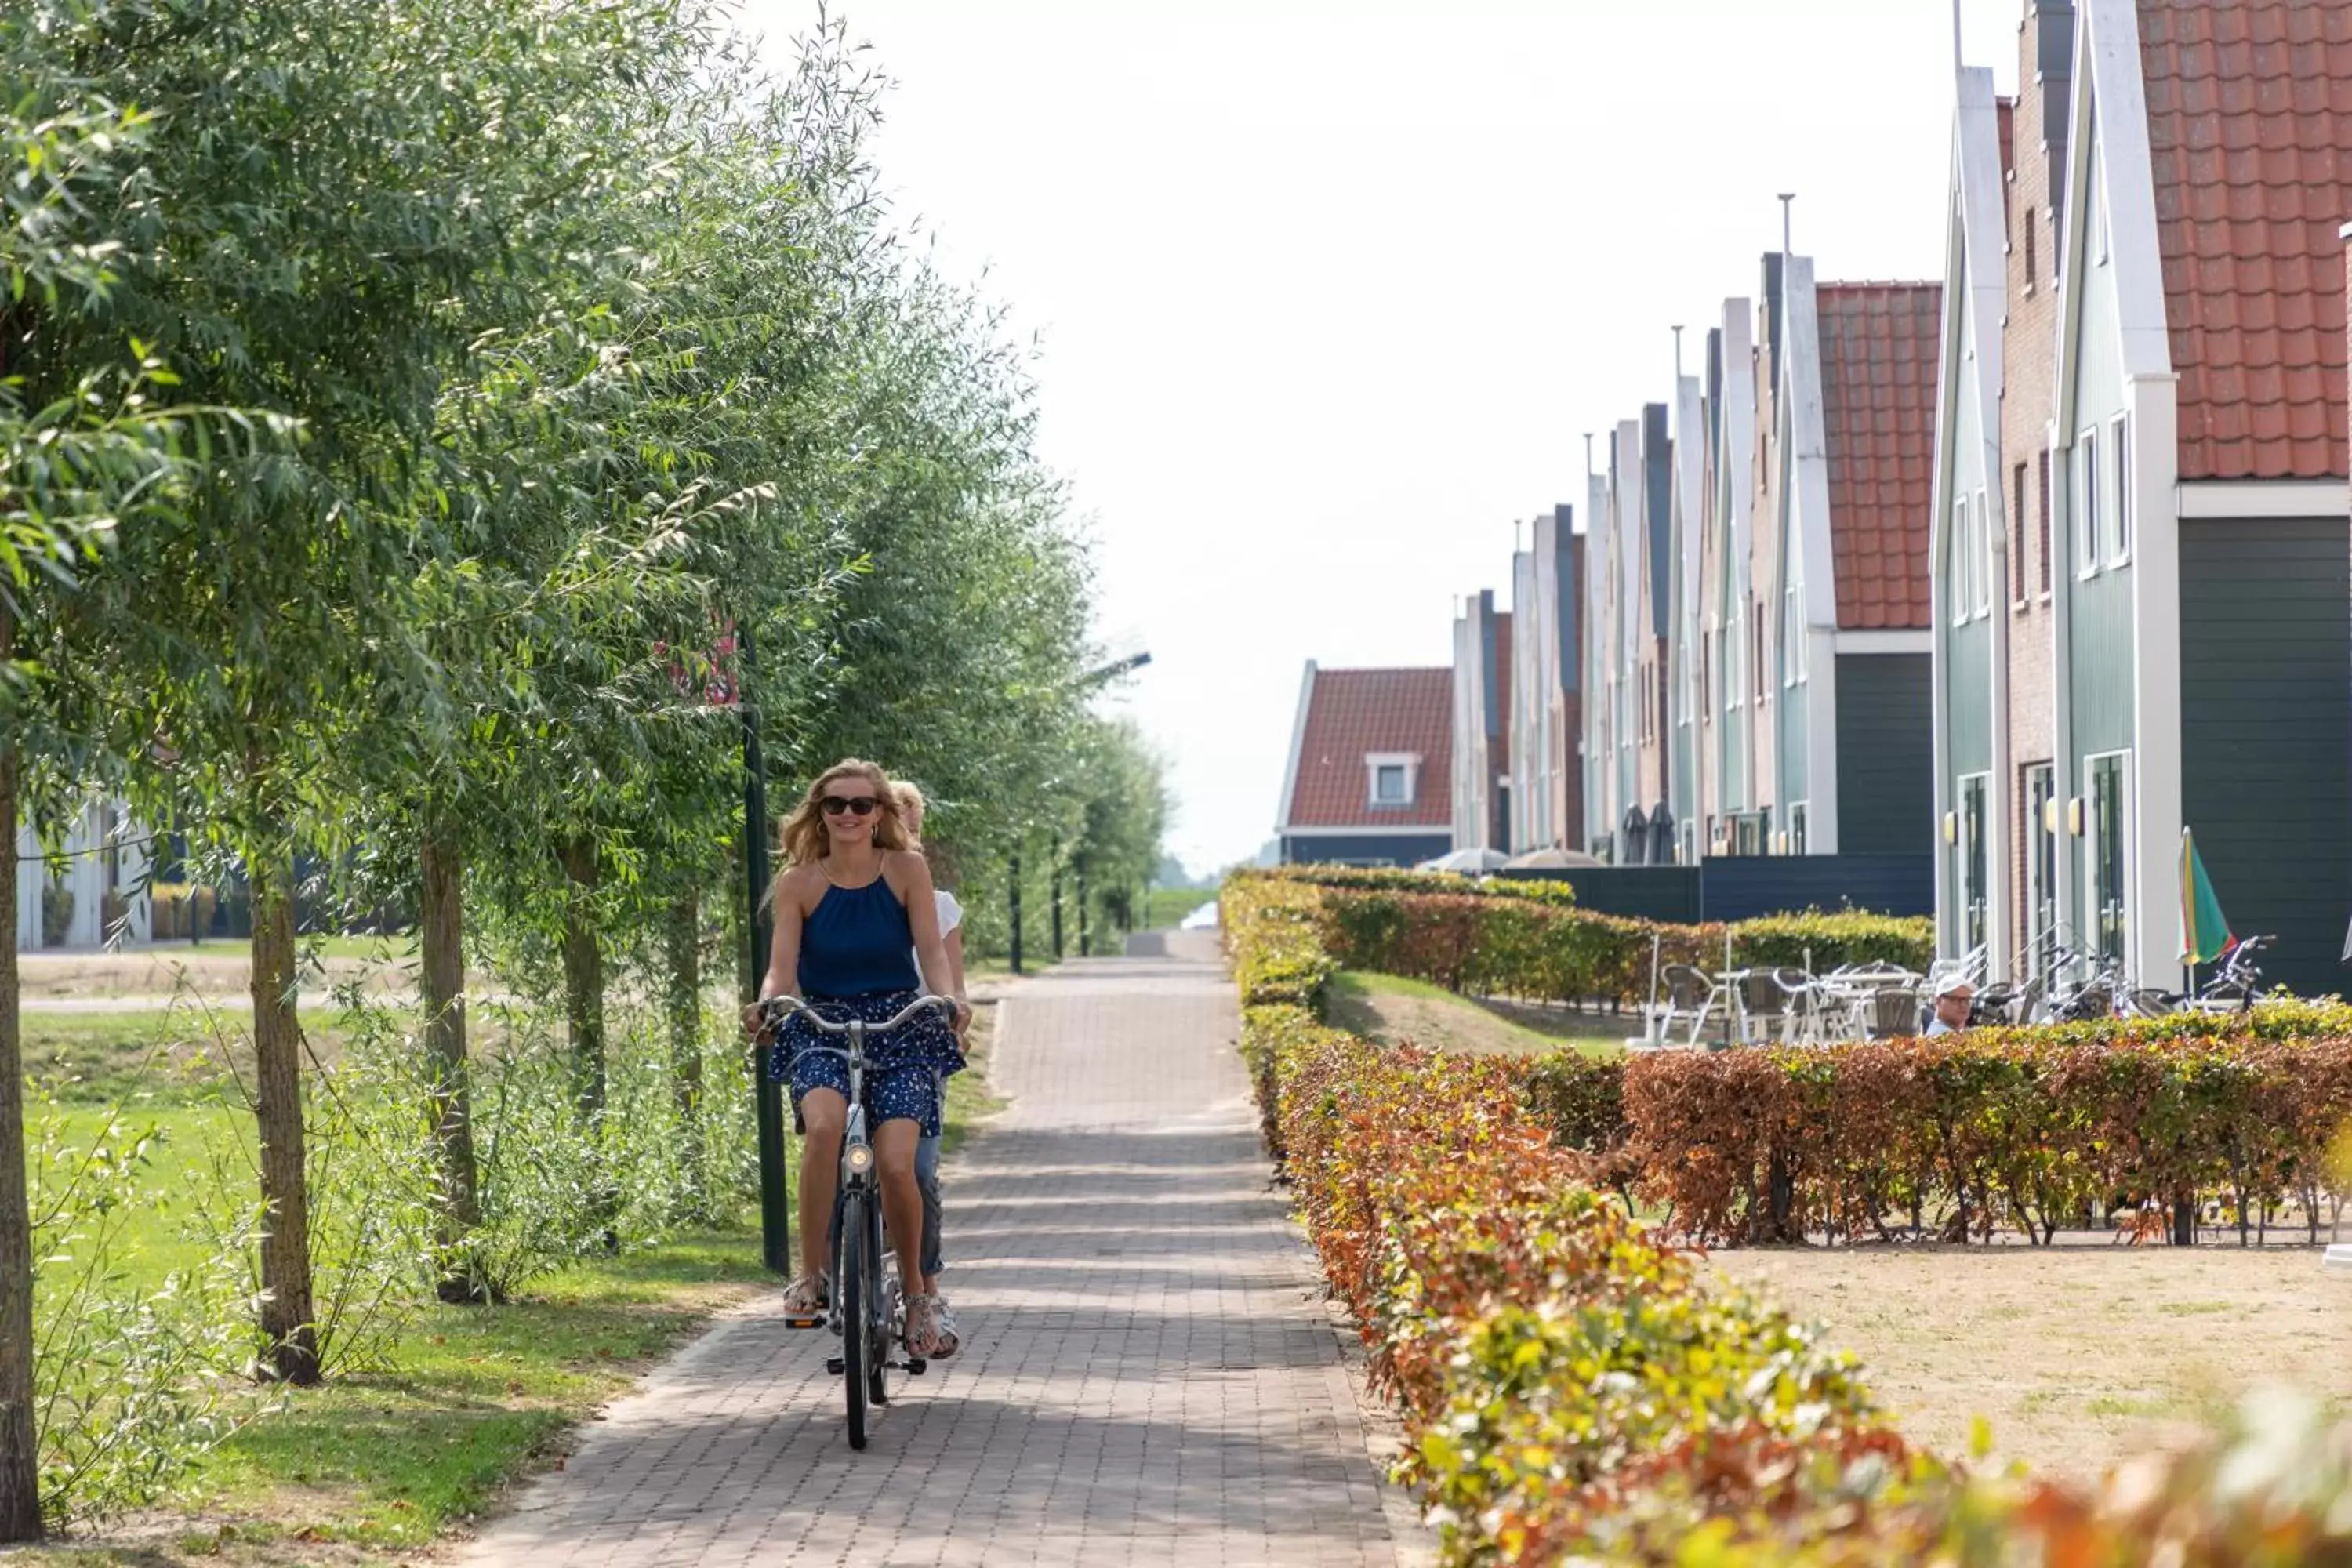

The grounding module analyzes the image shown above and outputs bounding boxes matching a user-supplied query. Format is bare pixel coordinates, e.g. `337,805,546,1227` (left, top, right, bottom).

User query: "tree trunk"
419,825,482,1302
251,853,319,1383
559,837,604,1123
664,890,703,1207
0,732,46,1540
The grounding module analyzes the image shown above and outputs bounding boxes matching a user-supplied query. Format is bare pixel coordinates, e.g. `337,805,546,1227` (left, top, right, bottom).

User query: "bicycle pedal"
783,1315,826,1330
826,1356,846,1375
902,1359,927,1376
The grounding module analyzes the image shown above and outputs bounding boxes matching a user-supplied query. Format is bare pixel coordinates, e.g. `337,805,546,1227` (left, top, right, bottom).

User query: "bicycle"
762,993,954,1450
2127,934,2271,1019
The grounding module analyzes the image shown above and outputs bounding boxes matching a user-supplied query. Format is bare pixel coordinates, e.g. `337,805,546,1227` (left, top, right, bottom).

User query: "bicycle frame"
760,993,950,1450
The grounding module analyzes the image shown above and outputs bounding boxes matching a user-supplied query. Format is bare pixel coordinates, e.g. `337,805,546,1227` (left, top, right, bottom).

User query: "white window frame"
1783,574,1800,688
1957,771,1991,953
2074,427,2100,580
1365,752,1419,808
1973,487,1991,616
2108,413,2131,566
1952,494,1976,623
2084,749,2132,965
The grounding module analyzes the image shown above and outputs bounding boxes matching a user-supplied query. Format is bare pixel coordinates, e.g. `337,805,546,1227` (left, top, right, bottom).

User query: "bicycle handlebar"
760,993,956,1036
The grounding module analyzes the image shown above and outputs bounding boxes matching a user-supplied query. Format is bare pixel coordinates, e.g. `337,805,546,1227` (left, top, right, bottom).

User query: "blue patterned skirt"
768,989,964,1138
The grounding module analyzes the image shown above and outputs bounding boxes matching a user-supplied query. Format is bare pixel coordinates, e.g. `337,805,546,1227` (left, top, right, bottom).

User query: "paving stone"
462,934,1397,1566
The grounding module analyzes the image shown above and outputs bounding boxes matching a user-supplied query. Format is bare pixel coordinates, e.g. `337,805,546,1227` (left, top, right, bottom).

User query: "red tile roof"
1817,281,1944,630
1285,667,1453,829
2138,0,2352,480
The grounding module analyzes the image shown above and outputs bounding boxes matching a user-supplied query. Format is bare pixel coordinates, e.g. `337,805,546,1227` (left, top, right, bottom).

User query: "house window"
1974,488,1991,617
2024,207,2037,288
2110,414,2130,564
2036,452,2052,593
1367,753,1418,808
1790,802,1808,855
2074,427,2100,578
2088,751,2129,963
2024,762,2057,978
1753,615,1765,702
1783,577,1800,686
2011,463,2029,603
1958,773,1989,953
1950,496,1971,622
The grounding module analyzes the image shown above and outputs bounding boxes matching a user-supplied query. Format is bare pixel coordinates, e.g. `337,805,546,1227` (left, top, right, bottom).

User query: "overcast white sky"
742,0,2022,878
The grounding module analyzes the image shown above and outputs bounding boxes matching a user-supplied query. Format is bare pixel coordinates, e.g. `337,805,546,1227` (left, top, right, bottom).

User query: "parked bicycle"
2127,934,2270,1019
762,992,956,1450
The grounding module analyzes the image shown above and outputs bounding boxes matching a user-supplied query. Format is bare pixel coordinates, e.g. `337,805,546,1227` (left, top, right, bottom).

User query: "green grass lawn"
156,934,412,962
1142,885,1218,930
24,1009,347,1106
23,999,1011,1564
1327,971,1626,1059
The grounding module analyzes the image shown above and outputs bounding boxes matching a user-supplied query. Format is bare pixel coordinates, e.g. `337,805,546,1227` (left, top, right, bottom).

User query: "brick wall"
2001,2,2071,964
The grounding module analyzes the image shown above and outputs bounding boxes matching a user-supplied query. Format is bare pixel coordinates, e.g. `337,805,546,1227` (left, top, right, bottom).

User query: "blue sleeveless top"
798,877,920,998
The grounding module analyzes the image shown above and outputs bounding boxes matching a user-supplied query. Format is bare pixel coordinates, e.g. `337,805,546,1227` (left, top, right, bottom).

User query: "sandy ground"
18,946,403,1004
1714,1243,2352,1483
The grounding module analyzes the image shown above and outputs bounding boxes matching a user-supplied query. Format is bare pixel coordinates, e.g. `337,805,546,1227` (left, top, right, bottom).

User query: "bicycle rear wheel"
839,1187,869,1450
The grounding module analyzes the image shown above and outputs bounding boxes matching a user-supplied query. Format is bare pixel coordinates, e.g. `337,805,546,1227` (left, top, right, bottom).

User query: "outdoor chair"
1737,969,1802,1044
1867,985,1924,1040
1644,963,1719,1049
1766,967,1824,1045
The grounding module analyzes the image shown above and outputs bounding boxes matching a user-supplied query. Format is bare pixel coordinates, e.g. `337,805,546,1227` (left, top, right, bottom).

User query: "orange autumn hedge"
1232,891,2352,1565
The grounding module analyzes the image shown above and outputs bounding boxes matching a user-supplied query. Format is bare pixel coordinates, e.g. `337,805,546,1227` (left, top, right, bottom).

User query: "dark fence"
1497,853,1933,923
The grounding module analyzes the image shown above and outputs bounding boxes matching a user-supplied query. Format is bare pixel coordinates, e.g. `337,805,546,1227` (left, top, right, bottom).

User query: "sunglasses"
821,794,881,818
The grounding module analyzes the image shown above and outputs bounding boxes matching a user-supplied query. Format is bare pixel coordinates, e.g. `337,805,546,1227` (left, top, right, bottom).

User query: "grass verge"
1326,971,1625,1059
27,994,1009,1566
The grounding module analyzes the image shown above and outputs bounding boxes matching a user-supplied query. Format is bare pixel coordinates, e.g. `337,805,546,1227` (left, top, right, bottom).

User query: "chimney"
2031,0,2077,247
1761,252,1787,389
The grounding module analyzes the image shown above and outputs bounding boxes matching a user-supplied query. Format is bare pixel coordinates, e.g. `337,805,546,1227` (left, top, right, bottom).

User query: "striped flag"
2178,826,2231,966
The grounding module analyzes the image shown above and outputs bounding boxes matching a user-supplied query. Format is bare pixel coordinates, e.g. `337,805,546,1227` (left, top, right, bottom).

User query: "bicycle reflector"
847,1144,874,1175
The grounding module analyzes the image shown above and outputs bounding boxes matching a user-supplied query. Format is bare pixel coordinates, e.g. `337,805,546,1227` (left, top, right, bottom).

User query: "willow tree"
17,0,702,1383
0,60,218,1534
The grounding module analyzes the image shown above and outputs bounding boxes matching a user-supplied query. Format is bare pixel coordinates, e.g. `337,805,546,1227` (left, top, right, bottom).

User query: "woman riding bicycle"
746,758,971,1357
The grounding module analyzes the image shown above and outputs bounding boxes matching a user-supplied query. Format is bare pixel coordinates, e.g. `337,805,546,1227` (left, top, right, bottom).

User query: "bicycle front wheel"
866,1192,891,1408
839,1187,869,1450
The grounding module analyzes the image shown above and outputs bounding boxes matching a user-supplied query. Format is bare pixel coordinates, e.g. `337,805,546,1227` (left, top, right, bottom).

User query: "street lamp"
1008,651,1151,975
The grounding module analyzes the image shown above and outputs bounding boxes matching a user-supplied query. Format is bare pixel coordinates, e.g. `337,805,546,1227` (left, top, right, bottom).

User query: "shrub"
1231,868,2352,1563
1613,1025,2352,1247
1227,871,1933,1009
29,1096,258,1530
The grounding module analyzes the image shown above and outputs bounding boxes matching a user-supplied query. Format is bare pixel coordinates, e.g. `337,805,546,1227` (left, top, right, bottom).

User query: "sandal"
903,1293,946,1358
929,1294,962,1359
781,1272,829,1314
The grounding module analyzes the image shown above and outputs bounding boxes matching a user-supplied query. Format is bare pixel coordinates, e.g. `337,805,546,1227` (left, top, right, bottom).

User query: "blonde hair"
779,759,911,867
892,780,927,844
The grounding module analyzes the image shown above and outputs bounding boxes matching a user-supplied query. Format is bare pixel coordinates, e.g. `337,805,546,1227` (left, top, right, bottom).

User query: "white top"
913,889,964,975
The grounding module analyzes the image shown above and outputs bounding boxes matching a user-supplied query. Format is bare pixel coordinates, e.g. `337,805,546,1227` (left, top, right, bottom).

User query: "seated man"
1926,975,1973,1036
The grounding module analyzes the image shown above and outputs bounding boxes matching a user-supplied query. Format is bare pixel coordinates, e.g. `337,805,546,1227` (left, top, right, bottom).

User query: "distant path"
459,930,1402,1567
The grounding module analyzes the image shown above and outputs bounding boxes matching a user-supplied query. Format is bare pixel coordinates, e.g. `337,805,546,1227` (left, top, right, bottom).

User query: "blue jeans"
916,1125,942,1281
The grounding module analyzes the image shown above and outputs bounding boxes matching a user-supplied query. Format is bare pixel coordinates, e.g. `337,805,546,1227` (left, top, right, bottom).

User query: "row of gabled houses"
1277,0,2352,997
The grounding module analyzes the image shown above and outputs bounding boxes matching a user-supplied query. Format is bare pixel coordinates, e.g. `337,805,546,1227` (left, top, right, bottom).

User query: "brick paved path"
463,931,1402,1566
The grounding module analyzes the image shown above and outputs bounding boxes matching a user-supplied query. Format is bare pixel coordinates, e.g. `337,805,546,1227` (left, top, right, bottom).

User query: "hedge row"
1229,871,1934,1007
1251,863,1581,905
1607,1018,2352,1247
1232,890,2352,1563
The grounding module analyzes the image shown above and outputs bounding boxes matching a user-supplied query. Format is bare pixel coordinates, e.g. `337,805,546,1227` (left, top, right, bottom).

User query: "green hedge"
1229,871,1933,1007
